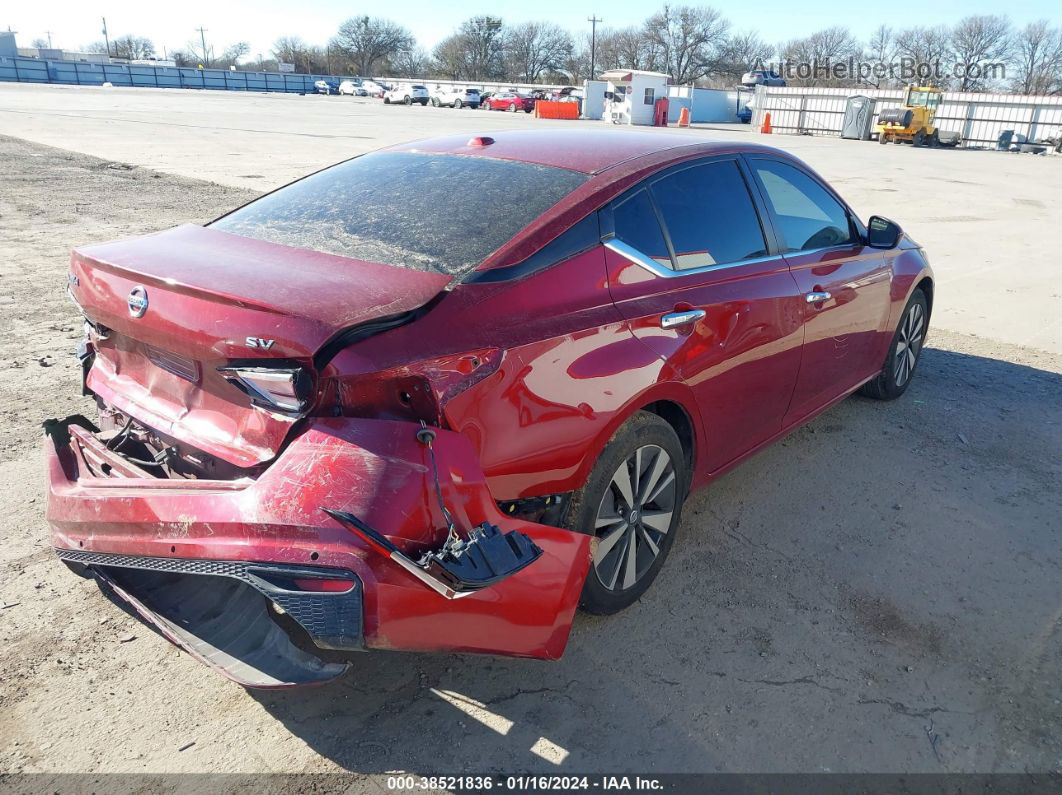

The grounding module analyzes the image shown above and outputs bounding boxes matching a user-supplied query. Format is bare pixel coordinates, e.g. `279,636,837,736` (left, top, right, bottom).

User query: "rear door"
744,157,892,424
603,156,805,473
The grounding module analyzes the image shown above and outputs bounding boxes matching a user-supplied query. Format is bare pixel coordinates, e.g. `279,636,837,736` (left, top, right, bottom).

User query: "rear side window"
650,161,767,269
613,190,671,268
752,160,853,251
211,152,588,276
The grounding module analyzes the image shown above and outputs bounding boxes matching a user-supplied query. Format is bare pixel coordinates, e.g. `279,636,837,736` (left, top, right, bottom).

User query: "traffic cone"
678,107,691,127
761,112,772,134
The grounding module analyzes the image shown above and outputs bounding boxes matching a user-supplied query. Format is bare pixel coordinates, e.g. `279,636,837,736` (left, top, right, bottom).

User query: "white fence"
751,85,1062,147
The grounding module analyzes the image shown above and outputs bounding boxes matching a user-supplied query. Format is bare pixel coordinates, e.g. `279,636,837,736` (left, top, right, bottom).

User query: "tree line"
78,7,1062,95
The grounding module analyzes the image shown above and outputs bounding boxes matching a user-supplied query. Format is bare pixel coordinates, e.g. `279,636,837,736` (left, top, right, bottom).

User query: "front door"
603,156,805,474
745,157,893,424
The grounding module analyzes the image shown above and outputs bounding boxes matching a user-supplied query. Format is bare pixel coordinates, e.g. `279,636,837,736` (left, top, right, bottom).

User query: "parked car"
431,86,481,109
484,92,536,112
312,79,339,95
49,130,932,687
361,80,387,98
338,80,367,97
478,91,496,108
383,83,430,105
741,70,785,87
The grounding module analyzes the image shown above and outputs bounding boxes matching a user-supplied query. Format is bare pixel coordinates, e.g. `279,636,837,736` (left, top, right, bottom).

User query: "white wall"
751,85,1062,147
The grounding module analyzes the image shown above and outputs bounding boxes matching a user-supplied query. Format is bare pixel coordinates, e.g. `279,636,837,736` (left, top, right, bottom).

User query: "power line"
588,15,603,80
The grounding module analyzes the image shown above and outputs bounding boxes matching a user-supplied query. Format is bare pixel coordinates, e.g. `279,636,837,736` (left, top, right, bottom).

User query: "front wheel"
508,102,517,112
860,290,929,400
431,97,440,107
403,96,411,105
568,412,687,615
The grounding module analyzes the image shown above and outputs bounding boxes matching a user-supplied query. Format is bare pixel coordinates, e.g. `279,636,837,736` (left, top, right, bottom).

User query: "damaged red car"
46,130,933,687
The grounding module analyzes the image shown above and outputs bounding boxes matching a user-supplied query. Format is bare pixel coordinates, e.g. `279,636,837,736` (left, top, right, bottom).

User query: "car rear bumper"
44,415,592,685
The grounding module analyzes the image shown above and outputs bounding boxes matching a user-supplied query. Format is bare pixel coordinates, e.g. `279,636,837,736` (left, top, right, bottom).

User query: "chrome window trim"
604,238,780,279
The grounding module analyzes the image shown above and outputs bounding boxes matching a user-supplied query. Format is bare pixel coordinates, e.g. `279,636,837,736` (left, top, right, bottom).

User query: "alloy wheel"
592,444,677,592
894,301,925,387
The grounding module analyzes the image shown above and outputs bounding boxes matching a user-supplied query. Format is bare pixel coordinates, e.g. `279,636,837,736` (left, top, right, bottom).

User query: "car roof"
387,129,788,176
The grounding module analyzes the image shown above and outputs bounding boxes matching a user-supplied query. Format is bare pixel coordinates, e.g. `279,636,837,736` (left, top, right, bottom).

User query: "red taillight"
292,578,354,593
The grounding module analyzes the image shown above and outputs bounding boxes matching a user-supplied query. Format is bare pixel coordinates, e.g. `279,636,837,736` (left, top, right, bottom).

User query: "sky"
5,0,1057,60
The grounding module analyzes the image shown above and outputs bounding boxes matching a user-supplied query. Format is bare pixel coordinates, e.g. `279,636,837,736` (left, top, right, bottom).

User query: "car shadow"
249,341,1062,774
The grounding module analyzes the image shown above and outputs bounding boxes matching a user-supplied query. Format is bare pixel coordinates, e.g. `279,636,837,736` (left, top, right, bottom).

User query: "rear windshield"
211,152,589,276
411,85,427,90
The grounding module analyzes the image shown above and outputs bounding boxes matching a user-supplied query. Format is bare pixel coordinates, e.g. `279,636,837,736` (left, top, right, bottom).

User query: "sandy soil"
0,134,1059,780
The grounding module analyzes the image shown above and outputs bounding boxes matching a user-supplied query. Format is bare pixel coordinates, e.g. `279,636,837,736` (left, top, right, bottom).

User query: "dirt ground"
0,133,1060,780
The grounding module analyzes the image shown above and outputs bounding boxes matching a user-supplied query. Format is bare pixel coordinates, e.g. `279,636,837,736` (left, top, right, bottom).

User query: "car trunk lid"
69,224,451,468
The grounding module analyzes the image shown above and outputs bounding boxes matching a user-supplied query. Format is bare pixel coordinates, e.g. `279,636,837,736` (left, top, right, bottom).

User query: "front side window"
752,160,854,252
650,161,768,269
613,190,671,268
212,152,588,277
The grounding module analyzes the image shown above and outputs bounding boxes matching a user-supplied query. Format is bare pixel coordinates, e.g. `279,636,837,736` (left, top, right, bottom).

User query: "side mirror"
867,215,902,249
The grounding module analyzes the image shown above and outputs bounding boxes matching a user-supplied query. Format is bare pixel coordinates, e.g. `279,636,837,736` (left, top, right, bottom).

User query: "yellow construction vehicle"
876,85,959,147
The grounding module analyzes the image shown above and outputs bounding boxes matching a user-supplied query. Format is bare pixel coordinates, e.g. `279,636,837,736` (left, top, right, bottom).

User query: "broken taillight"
217,366,314,414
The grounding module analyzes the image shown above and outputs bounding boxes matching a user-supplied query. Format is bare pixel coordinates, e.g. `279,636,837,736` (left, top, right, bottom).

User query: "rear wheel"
569,412,687,615
403,96,411,105
878,133,888,145
508,102,517,112
431,97,440,107
860,290,929,400
454,99,463,109
912,129,927,147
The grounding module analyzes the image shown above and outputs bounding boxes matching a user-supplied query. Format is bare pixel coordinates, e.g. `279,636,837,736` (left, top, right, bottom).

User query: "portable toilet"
600,69,670,125
841,95,875,140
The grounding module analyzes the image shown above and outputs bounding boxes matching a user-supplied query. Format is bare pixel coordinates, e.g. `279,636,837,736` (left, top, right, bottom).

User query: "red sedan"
47,130,932,687
483,91,536,112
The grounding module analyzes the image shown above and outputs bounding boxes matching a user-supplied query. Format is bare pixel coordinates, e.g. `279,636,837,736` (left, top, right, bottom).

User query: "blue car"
313,79,339,95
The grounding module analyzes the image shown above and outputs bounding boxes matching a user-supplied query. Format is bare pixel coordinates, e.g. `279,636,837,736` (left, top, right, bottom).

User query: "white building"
600,69,670,125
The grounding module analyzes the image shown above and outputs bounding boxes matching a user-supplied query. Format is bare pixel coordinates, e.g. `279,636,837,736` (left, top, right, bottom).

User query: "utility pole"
588,15,602,79
101,17,111,58
195,26,208,66
45,30,53,48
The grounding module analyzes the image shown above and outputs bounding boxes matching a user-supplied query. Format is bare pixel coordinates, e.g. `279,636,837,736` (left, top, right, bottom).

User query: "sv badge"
246,337,276,350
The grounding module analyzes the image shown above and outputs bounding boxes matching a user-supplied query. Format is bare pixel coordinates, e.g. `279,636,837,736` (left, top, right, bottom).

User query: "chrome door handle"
805,291,832,303
660,309,706,328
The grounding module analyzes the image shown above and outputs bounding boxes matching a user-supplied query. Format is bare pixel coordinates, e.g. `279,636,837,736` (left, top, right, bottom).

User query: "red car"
47,130,932,687
484,91,536,113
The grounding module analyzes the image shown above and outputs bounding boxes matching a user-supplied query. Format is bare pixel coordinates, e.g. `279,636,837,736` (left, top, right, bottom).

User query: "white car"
383,83,430,106
338,80,367,97
361,80,387,97
431,86,481,109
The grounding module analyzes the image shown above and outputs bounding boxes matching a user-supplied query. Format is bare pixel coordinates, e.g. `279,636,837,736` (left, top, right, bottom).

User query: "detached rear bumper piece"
65,554,354,688
45,416,592,686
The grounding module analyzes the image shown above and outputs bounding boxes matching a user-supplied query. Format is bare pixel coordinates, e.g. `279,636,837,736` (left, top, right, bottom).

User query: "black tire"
403,96,411,105
860,289,929,400
454,99,462,109
878,133,888,145
508,102,517,112
568,412,687,615
431,97,440,107
383,97,390,104
912,129,926,147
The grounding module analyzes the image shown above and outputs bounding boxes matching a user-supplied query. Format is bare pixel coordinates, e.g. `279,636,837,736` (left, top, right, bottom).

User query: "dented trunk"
68,225,451,468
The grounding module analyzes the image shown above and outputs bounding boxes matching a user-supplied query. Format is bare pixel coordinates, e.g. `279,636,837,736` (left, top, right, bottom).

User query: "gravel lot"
0,90,1060,781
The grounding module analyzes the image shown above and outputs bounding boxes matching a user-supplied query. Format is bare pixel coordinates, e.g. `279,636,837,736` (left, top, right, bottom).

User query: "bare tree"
391,45,431,78
642,5,730,84
862,25,895,87
950,15,1011,90
1010,20,1062,94
31,38,50,49
715,30,774,85
332,16,414,77
432,35,468,80
457,16,506,80
505,22,573,83
894,25,953,87
780,26,860,86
